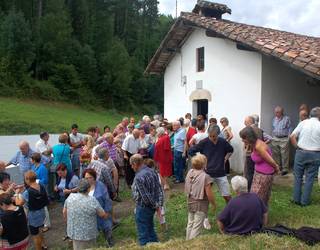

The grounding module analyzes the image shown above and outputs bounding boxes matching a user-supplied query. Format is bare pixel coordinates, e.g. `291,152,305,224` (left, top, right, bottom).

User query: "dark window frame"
196,47,205,72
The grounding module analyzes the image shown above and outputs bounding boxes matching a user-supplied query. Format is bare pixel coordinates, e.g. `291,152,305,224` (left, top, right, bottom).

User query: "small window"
196,47,205,72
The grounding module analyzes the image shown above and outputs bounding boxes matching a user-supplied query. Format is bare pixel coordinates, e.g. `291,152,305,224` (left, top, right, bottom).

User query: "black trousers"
124,152,135,187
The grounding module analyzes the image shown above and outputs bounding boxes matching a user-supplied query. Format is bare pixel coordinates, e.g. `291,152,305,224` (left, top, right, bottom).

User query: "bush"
30,80,62,101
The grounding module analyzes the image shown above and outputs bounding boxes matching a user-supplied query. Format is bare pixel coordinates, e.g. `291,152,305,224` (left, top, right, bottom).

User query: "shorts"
211,176,230,196
29,225,43,235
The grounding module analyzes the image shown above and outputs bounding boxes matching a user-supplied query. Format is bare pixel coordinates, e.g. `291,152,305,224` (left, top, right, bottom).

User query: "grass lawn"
104,183,320,250
0,98,132,135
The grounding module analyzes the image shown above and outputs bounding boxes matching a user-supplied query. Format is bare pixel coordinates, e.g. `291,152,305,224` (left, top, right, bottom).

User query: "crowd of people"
0,105,319,249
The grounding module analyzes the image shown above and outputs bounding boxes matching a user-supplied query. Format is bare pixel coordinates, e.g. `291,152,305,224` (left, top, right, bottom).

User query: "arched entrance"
189,89,212,119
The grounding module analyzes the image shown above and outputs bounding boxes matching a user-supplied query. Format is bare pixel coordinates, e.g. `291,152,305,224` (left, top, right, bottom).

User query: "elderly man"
8,141,49,175
217,176,268,235
131,154,163,246
290,107,320,206
101,133,117,163
189,125,233,203
35,132,52,157
114,117,129,137
88,148,116,199
122,129,140,186
172,120,186,183
270,106,291,176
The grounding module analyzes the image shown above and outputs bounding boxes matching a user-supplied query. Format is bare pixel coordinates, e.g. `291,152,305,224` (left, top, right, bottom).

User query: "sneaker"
281,170,288,176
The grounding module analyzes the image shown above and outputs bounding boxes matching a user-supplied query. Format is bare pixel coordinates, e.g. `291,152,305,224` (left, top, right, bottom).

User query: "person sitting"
185,153,216,240
15,171,49,250
83,169,113,247
54,164,79,203
0,193,29,250
63,179,109,250
217,176,268,235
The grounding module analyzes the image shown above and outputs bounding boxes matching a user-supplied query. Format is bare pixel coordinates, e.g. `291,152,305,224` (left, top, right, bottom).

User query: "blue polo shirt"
174,128,186,152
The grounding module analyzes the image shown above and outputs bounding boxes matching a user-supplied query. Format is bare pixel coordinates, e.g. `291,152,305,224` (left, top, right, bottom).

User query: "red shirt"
186,127,197,145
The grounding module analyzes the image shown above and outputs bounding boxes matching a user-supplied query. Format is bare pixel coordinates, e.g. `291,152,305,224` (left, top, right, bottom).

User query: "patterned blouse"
64,193,103,241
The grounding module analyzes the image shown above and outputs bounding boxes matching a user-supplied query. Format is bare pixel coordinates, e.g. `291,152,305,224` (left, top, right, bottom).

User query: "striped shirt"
101,141,117,162
132,166,164,209
272,115,291,137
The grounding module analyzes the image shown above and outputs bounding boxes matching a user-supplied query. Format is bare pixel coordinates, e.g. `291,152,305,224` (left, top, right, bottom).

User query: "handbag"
50,144,66,172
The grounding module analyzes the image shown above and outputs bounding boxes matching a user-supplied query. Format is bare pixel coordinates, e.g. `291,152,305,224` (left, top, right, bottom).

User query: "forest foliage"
0,0,174,112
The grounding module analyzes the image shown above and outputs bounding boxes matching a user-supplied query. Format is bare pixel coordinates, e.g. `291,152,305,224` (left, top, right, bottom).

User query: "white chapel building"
145,1,320,172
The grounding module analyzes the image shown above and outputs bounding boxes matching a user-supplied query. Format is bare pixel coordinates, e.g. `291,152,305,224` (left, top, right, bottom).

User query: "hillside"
0,98,128,135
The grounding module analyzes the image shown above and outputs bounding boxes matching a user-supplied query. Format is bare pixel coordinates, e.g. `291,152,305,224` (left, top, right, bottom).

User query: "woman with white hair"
154,127,173,190
217,176,268,235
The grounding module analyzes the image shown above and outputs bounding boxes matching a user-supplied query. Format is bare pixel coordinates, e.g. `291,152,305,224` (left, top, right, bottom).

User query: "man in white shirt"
70,124,84,174
35,132,52,157
121,129,140,186
290,107,320,206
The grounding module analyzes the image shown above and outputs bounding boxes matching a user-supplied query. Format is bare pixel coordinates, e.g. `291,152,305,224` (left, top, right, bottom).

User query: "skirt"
250,171,273,206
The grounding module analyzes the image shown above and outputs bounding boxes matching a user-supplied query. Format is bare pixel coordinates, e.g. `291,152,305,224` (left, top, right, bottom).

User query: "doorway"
193,99,208,120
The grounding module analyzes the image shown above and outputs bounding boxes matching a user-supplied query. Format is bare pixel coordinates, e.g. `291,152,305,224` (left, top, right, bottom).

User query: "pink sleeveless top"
251,147,274,175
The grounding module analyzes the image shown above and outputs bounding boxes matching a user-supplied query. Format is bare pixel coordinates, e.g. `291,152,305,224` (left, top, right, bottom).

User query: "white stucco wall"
260,56,320,134
164,29,262,173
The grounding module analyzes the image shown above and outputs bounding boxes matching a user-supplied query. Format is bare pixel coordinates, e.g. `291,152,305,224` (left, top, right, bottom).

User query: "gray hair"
207,124,220,135
310,107,320,118
98,147,109,159
252,114,259,126
156,127,165,136
19,141,29,148
231,176,248,193
184,118,191,126
129,154,144,166
172,120,181,127
153,114,160,120
78,179,90,193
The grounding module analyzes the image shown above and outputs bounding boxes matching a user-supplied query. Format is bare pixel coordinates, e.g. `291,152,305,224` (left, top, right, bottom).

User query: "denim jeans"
174,150,185,182
293,149,320,205
135,205,158,246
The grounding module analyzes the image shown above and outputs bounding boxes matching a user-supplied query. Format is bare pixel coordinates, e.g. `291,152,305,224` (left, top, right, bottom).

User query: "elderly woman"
138,129,150,158
16,171,49,250
54,163,79,202
154,127,173,190
80,135,95,176
52,134,72,173
220,117,233,175
240,126,280,206
0,193,29,250
217,176,268,235
185,154,216,240
63,179,109,250
83,169,113,247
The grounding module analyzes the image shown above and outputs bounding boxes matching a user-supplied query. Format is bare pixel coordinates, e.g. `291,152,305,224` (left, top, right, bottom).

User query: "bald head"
244,116,255,126
19,141,30,155
132,129,140,138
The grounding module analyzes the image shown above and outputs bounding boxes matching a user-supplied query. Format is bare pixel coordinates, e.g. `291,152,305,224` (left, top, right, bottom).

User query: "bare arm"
263,212,268,226
217,220,225,234
15,194,25,206
97,209,109,219
256,142,280,173
112,167,119,189
226,128,233,142
290,134,298,148
205,184,216,213
63,207,67,222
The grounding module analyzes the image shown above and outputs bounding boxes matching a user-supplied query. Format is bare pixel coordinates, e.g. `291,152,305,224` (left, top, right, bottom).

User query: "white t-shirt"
70,133,84,144
292,118,320,151
122,134,140,154
191,132,208,145
35,139,51,154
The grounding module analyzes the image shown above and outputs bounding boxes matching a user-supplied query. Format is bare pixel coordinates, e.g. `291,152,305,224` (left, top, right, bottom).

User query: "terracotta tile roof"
145,12,320,80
